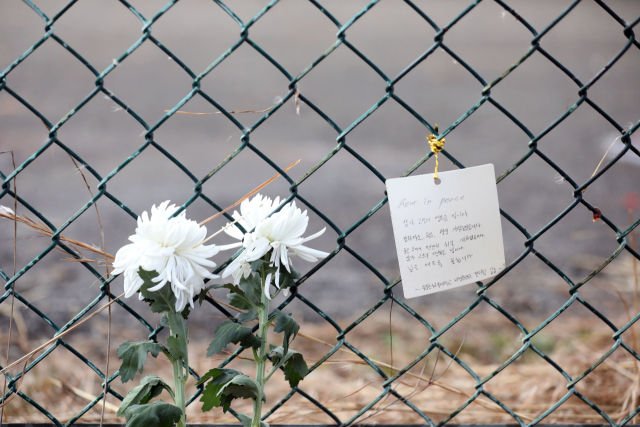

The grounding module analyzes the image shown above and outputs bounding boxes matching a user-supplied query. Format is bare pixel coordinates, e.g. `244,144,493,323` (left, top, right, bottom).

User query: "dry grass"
1,163,638,424
1,308,640,425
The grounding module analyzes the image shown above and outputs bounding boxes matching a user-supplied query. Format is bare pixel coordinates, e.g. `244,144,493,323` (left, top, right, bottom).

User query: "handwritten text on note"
386,164,506,298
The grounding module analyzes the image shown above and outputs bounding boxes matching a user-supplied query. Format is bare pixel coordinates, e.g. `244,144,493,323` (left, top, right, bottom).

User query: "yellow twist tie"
427,132,445,180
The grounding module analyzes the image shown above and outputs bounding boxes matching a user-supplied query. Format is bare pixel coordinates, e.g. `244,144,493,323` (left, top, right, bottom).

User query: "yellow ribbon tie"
427,131,445,180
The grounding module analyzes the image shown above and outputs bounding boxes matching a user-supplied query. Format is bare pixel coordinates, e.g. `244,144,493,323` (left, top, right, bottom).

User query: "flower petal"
264,272,272,300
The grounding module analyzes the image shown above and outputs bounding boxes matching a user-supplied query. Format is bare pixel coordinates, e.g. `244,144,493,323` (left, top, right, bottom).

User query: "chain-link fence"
1,0,640,425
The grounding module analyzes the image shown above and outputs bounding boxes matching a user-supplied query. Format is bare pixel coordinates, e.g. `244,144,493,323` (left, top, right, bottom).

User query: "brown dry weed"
1,309,639,425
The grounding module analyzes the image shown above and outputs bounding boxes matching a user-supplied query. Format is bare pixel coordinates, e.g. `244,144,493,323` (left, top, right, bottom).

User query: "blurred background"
0,0,639,423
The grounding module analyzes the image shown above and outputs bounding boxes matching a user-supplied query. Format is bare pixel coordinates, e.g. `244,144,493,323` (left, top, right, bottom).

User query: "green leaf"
141,383,166,405
220,394,234,413
117,341,163,383
124,401,181,427
197,283,228,305
138,268,176,313
268,345,286,364
163,313,189,363
239,273,262,306
117,375,171,417
268,346,309,388
198,288,209,305
166,337,186,363
198,368,256,413
206,322,261,357
237,412,270,427
263,265,278,276
118,384,150,417
283,351,309,388
212,283,254,310
236,306,258,323
273,310,299,354
220,282,244,294
196,367,244,387
279,265,301,290
226,277,260,322
141,374,170,391
165,313,189,341
227,292,252,311
220,375,265,402
137,267,159,285
236,412,252,427
180,305,190,320
289,265,301,280
201,280,261,322
200,381,223,411
250,259,266,272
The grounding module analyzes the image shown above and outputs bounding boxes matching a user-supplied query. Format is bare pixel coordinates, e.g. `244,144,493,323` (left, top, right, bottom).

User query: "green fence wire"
1,0,639,425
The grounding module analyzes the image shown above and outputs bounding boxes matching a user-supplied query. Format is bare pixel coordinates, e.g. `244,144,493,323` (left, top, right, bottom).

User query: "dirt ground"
3,298,640,425
1,0,639,322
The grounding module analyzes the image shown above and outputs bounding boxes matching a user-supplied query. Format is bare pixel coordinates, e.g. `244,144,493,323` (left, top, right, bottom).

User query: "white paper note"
386,164,506,298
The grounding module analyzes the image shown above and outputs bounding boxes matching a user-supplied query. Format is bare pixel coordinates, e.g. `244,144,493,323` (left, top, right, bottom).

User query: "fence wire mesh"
1,0,640,425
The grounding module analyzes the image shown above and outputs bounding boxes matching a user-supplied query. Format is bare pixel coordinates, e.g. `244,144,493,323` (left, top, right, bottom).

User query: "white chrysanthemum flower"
222,194,329,299
220,194,281,285
222,193,282,242
112,201,220,312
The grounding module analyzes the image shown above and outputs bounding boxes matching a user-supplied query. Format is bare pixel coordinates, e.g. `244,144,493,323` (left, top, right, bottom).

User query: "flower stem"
170,324,188,427
252,270,270,427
